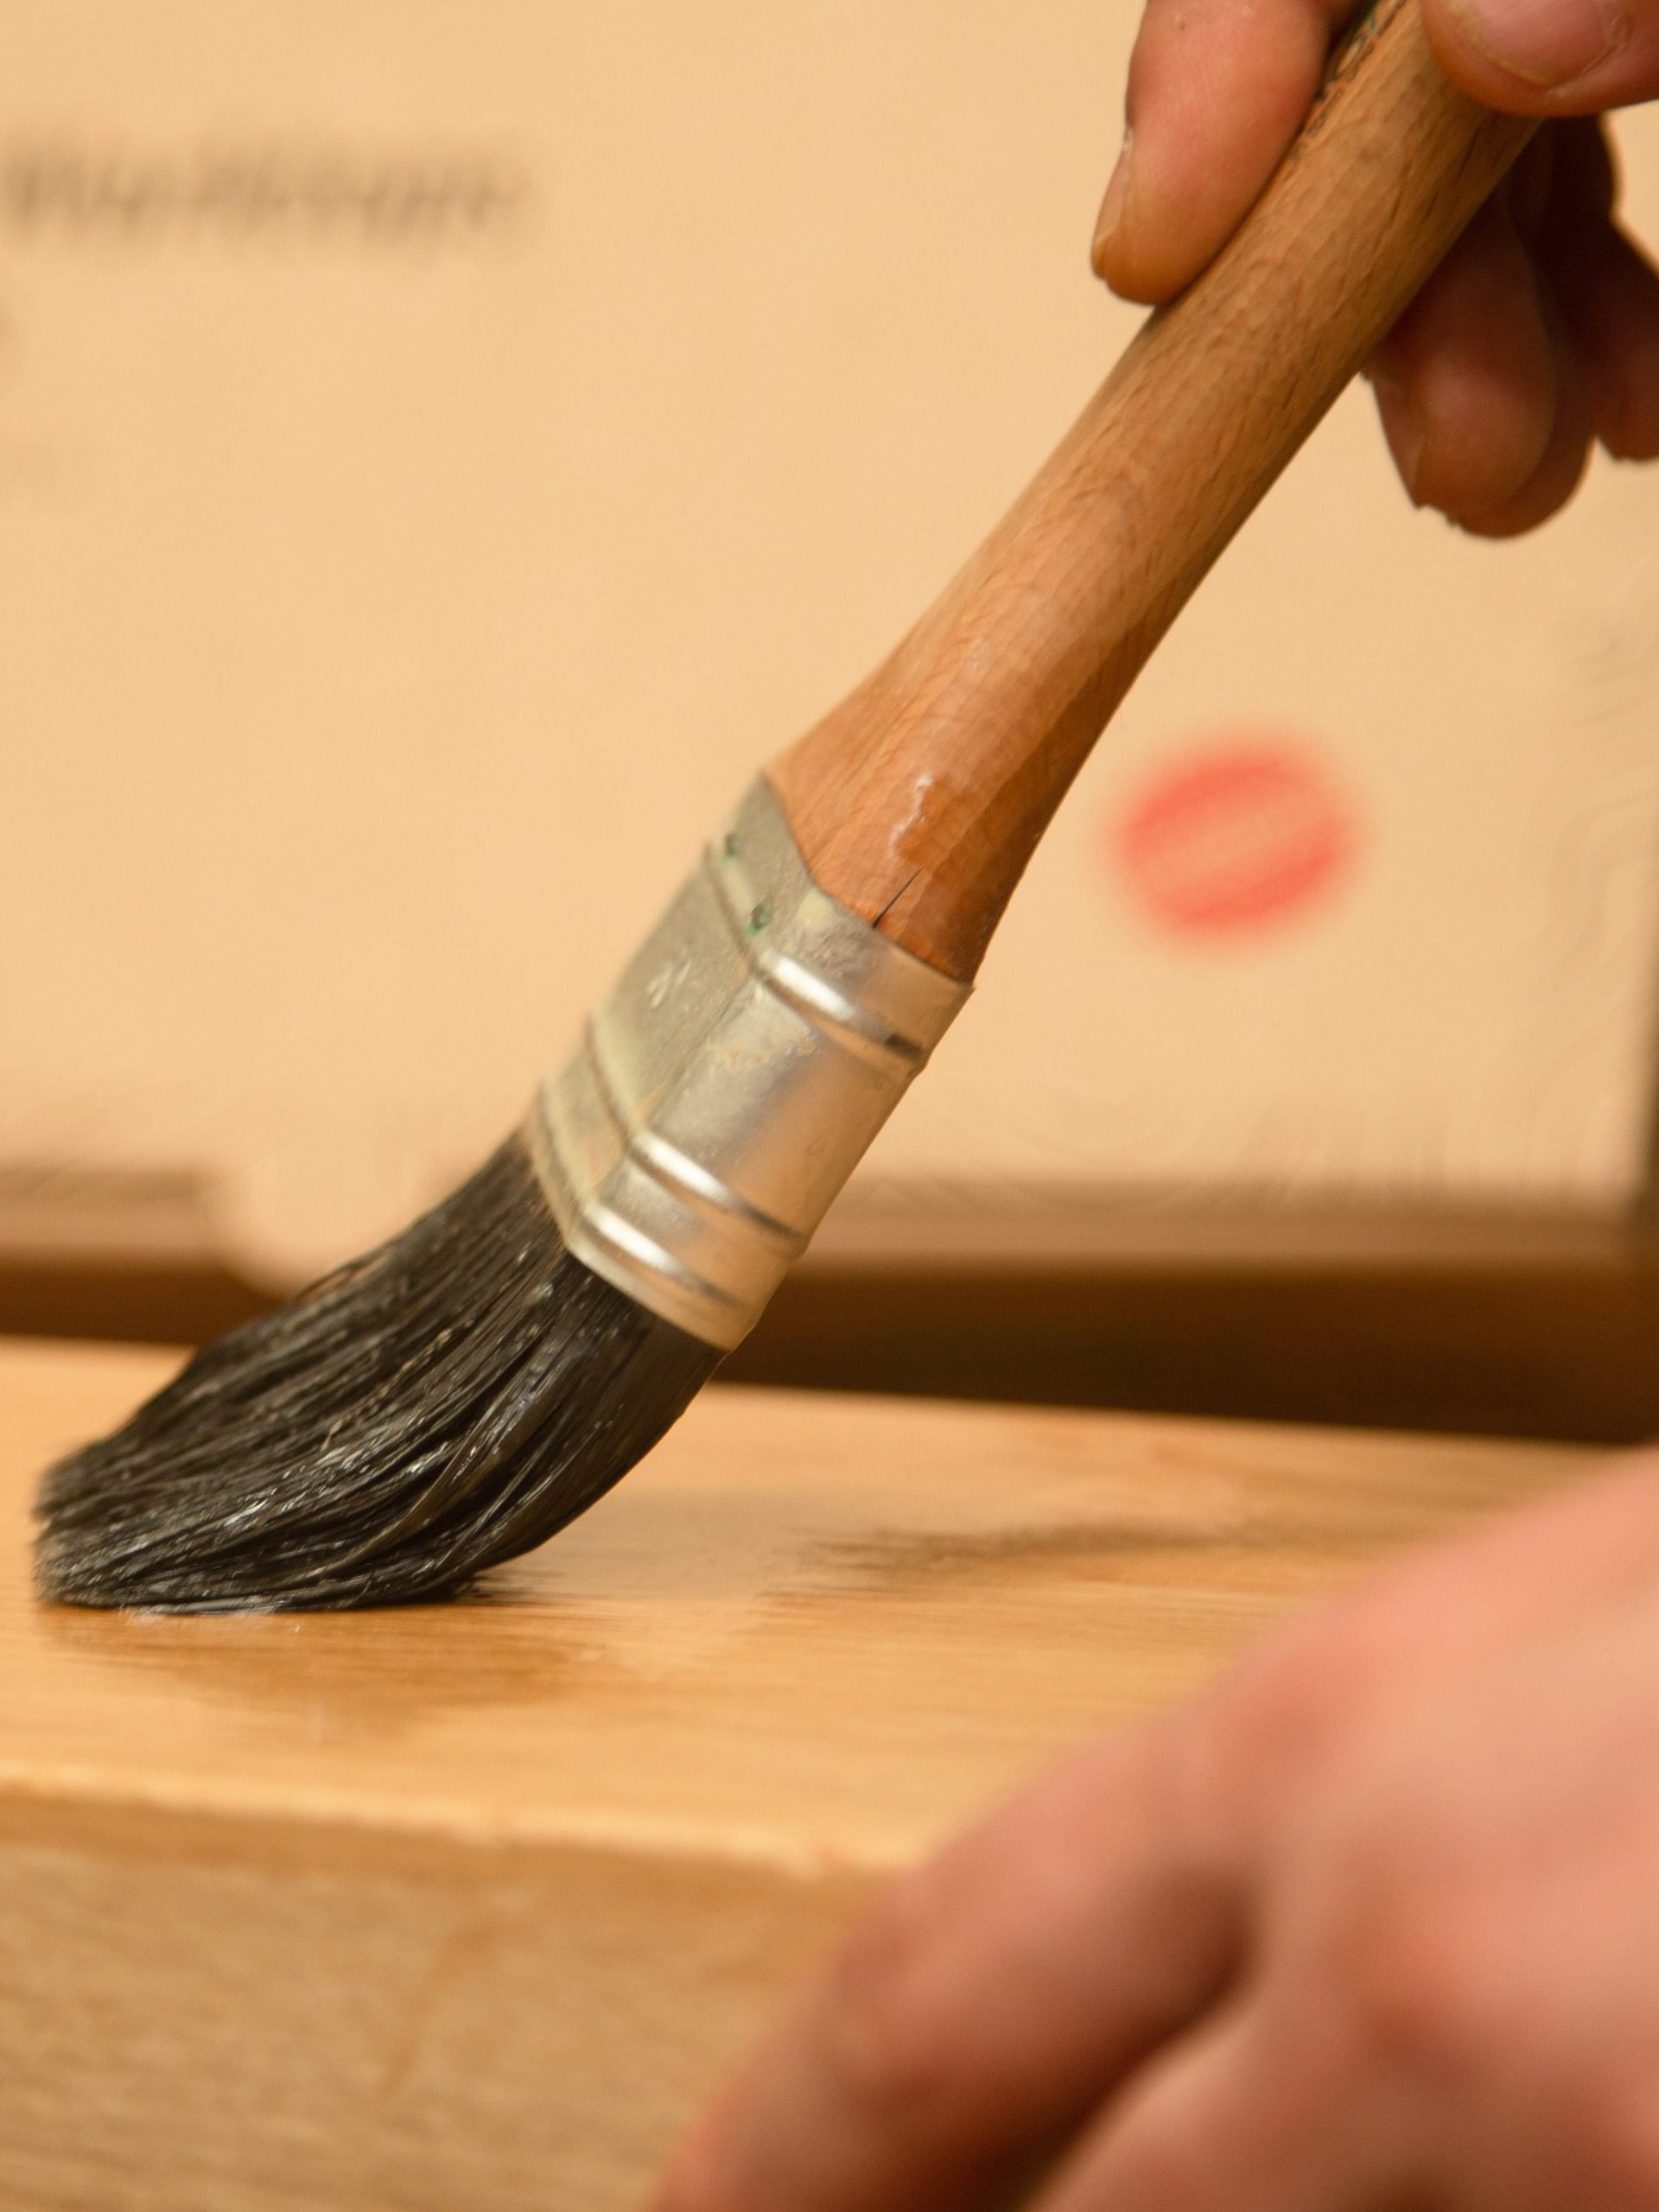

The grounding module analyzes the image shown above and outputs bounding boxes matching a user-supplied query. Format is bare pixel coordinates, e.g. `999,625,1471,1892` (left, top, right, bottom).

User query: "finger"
1425,0,1659,117
650,1719,1248,2212
1456,294,1594,532
1033,2001,1414,2212
1201,1445,1659,1862
1532,109,1618,226
1567,219,1659,455
1536,120,1659,457
1093,0,1358,302
1364,190,1561,519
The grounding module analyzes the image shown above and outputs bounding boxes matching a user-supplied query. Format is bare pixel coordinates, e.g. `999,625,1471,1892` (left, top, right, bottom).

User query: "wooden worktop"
0,1338,1594,2210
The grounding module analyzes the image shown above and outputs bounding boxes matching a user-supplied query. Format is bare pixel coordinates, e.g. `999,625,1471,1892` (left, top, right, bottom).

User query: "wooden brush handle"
768,0,1535,982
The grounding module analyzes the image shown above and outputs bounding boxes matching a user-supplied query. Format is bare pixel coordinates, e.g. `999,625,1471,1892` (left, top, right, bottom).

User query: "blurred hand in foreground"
652,1450,1659,2209
1093,0,1659,533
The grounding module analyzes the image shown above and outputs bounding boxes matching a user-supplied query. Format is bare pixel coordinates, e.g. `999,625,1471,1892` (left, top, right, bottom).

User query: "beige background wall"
3,0,1657,1286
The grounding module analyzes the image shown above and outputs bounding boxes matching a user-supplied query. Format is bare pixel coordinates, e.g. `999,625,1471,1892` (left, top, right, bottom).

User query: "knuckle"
1569,2074,1659,2202
1323,1878,1498,2082
649,2157,715,2212
1316,1900,1659,2207
1201,1612,1389,1816
649,2107,740,2212
817,1870,957,2132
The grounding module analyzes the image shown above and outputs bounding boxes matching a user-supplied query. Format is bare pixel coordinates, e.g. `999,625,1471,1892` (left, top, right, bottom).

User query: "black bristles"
34,1132,722,1612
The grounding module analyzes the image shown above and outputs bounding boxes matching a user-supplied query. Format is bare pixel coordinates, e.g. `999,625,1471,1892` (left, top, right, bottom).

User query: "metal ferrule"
527,777,969,1349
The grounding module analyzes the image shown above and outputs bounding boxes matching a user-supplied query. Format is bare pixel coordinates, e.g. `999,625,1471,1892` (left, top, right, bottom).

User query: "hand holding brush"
37,0,1535,1611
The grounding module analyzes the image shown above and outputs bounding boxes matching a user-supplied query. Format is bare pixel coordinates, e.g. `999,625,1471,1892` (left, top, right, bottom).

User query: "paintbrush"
35,0,1532,1611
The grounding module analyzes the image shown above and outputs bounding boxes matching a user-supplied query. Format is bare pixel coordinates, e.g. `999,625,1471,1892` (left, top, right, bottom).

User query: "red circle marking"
1111,739,1358,940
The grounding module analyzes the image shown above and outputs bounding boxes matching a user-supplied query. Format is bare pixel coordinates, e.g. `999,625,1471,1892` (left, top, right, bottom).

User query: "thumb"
1425,0,1659,112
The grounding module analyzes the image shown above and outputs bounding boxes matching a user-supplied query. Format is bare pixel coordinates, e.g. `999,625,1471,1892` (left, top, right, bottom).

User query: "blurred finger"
651,1720,1247,2212
1566,219,1659,454
1530,110,1618,225
1536,119,1659,456
1458,332,1592,530
1034,2003,1412,2212
1364,190,1560,518
1196,1446,1659,1873
1094,0,1359,302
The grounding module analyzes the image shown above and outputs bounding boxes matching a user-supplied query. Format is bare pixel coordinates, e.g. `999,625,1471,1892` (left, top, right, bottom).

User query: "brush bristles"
34,1132,722,1612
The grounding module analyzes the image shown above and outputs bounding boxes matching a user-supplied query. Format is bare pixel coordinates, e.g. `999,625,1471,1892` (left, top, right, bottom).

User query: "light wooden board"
0,1338,1594,2209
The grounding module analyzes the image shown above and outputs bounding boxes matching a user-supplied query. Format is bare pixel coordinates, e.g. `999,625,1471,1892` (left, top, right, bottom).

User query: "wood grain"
770,0,1535,977
0,1338,1591,2209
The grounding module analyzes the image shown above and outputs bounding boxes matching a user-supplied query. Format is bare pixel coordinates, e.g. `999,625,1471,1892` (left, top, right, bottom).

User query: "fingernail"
1442,0,1628,86
1091,129,1134,276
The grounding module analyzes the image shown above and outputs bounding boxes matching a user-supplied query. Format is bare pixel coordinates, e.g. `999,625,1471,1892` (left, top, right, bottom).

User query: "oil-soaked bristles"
35,1132,721,1611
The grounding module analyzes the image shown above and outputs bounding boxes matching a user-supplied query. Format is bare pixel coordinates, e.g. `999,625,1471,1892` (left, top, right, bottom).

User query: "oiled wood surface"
0,1339,1596,2212
1,1338,1586,1869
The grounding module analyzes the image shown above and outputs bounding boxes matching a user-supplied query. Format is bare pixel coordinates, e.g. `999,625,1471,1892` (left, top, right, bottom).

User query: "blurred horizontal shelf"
2,1167,1656,1446
809,1179,1654,1271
